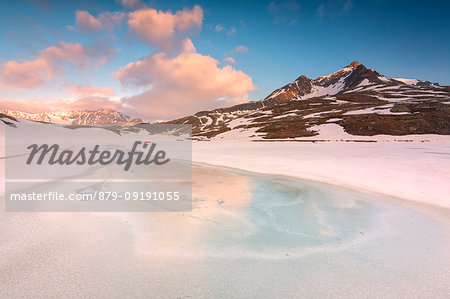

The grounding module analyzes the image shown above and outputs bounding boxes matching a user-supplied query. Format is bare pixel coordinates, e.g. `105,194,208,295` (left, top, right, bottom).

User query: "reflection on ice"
1,163,450,297
127,165,449,262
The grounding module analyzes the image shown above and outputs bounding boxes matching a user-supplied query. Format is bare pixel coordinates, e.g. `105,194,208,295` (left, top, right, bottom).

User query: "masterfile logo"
4,124,192,212
26,141,170,171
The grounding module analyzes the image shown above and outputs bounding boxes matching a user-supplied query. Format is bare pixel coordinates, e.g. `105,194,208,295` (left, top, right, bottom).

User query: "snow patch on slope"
298,75,350,100
393,78,420,85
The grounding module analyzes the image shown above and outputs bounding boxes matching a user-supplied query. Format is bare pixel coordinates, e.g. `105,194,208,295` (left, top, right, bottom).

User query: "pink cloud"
41,42,91,67
214,24,237,36
174,5,203,31
0,95,120,114
52,96,119,112
215,24,225,33
0,98,51,113
76,11,102,31
98,12,127,30
115,39,255,120
223,57,236,64
76,10,126,31
0,85,119,114
232,45,249,54
0,59,50,89
1,39,254,120
0,42,116,89
128,5,203,51
67,85,116,97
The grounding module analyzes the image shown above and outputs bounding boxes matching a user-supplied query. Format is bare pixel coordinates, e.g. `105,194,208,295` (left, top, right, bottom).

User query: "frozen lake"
1,164,449,297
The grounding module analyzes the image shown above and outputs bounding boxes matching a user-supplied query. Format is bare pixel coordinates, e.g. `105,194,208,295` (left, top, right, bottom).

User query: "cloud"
0,95,120,114
52,96,119,112
115,39,255,119
223,57,236,64
0,42,116,89
98,12,127,30
214,24,237,37
76,10,126,31
128,5,203,51
315,0,354,20
227,26,237,36
268,1,300,25
0,59,50,89
215,24,225,33
118,0,145,9
231,45,249,54
76,11,102,30
2,4,254,119
0,86,120,114
67,85,116,97
0,98,51,113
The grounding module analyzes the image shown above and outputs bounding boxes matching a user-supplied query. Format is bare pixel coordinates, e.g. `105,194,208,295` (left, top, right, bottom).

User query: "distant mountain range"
0,109,142,125
2,61,449,140
166,61,449,140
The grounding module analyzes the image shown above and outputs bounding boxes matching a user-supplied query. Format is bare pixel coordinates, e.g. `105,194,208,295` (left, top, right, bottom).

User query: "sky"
0,0,449,121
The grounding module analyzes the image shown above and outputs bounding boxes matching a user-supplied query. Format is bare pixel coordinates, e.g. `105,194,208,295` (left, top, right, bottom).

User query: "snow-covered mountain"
2,61,448,140
166,61,450,140
0,109,142,125
263,61,440,102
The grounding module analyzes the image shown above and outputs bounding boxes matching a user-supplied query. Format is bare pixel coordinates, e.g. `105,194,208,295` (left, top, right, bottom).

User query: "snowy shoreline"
193,141,450,209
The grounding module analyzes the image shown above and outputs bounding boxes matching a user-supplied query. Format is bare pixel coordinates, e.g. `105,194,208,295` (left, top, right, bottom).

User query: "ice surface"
193,141,450,209
1,122,450,297
0,165,449,297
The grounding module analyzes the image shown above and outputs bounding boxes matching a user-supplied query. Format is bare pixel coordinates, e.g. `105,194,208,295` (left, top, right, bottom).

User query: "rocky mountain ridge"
0,109,142,125
166,61,449,140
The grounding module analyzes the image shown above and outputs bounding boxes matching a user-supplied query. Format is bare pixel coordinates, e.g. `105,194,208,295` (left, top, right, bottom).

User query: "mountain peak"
346,61,360,69
295,75,310,81
1,110,142,125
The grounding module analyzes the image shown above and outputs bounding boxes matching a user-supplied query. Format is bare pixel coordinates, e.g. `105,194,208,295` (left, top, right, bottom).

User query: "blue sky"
0,0,449,120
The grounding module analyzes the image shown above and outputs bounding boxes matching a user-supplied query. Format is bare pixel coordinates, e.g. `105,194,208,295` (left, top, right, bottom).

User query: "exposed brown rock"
166,61,449,140
346,61,360,69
